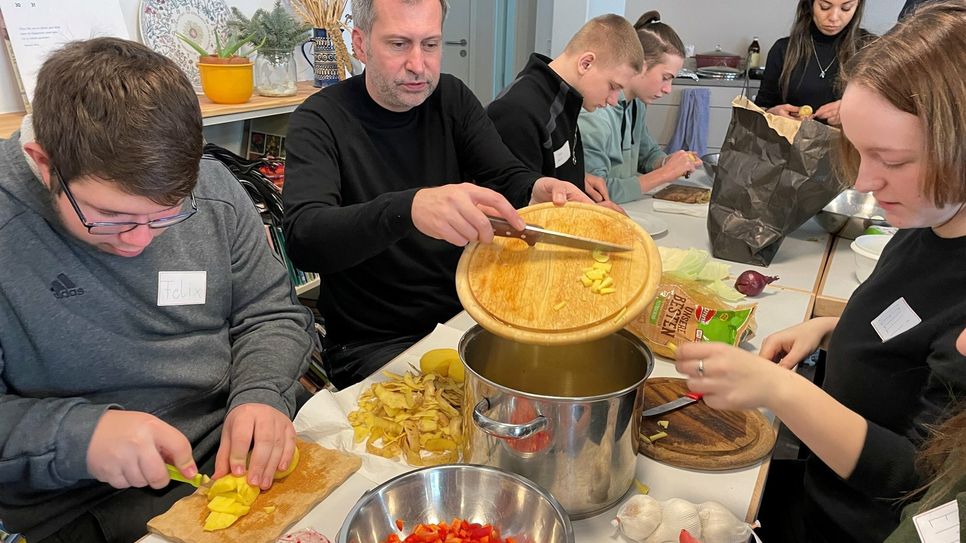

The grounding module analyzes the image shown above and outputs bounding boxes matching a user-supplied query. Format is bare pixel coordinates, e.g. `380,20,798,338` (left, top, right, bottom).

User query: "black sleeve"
486,94,547,177
755,39,787,109
281,100,417,274
453,83,540,208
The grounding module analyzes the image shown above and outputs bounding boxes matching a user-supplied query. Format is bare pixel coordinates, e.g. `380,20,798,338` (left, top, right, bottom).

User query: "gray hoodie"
0,135,316,538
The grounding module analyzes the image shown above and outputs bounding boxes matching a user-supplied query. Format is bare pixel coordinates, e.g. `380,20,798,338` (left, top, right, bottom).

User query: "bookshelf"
295,276,320,296
0,81,320,138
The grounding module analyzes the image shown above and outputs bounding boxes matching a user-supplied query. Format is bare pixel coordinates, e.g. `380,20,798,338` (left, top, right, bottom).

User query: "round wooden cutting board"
455,202,662,345
639,378,777,471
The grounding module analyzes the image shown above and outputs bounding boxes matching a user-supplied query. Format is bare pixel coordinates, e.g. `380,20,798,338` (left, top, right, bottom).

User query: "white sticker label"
871,297,921,342
553,141,571,168
913,499,960,543
157,271,207,306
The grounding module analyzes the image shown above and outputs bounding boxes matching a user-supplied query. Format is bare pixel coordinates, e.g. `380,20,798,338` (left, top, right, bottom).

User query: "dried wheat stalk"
290,0,347,27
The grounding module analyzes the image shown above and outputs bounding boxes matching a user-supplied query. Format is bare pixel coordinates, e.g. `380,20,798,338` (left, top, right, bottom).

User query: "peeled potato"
273,446,300,480
419,348,459,377
241,446,301,481
448,358,465,383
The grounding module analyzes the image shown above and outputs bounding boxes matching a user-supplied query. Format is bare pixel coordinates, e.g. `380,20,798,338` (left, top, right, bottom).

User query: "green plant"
228,1,311,51
176,30,261,58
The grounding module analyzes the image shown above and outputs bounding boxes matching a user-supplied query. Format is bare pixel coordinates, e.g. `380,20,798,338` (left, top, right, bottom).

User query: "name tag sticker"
871,297,921,342
912,499,960,543
553,142,571,168
158,271,207,306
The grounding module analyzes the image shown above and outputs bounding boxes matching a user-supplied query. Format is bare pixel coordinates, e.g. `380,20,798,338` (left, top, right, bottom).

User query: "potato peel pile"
348,370,463,466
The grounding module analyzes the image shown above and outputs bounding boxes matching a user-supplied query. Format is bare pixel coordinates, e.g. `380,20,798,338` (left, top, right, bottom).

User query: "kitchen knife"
488,216,633,253
642,391,704,417
166,464,211,488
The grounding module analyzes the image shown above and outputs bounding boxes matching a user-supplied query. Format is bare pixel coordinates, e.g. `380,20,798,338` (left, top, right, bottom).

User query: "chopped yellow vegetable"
204,511,239,531
657,420,669,429
207,475,238,497
634,479,650,495
579,251,617,295
208,495,251,516
648,431,668,442
263,505,276,514
553,301,567,311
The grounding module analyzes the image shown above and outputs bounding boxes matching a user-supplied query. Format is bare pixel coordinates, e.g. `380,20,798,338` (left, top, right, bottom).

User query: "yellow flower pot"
198,59,254,104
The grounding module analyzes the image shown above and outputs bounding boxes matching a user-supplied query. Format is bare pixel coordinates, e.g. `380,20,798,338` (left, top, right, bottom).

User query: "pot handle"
472,398,548,439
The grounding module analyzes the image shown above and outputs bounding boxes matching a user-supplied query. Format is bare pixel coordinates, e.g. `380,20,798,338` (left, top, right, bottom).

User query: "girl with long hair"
755,0,872,125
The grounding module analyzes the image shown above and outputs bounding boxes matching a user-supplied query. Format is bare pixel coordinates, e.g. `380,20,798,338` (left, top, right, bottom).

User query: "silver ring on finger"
697,359,705,376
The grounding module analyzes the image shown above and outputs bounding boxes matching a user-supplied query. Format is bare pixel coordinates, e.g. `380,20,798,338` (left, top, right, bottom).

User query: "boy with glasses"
0,38,316,542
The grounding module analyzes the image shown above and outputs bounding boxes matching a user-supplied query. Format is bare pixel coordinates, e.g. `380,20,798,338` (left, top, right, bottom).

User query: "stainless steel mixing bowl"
815,189,889,239
337,464,574,543
701,152,719,180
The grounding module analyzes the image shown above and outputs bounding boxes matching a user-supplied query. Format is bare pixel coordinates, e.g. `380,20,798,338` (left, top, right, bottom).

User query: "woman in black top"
676,4,966,542
755,0,871,125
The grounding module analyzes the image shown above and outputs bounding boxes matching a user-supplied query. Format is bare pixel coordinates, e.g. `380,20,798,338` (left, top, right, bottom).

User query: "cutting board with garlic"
456,202,662,345
640,378,776,470
147,440,361,543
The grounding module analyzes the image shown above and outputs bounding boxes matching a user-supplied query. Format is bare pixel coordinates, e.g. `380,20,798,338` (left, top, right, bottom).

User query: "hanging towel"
666,88,710,156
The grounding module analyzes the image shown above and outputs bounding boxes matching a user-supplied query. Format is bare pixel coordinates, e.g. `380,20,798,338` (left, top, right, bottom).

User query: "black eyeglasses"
54,167,198,235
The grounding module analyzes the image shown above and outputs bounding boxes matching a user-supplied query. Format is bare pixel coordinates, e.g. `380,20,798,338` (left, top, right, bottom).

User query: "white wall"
0,0,342,114
622,0,905,65
0,0,908,114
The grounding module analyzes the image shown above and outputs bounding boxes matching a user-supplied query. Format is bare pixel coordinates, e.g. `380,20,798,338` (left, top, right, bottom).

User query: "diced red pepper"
379,518,522,543
679,529,702,543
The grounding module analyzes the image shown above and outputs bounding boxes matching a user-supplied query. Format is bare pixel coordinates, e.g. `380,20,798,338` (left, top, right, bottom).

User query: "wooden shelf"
0,111,23,139
0,80,320,138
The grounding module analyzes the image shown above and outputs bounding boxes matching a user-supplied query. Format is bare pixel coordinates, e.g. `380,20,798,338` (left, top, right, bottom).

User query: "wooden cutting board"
147,440,361,543
639,378,776,470
456,202,662,345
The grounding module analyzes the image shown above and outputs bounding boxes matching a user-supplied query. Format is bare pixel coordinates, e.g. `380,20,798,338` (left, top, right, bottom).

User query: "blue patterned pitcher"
301,28,341,88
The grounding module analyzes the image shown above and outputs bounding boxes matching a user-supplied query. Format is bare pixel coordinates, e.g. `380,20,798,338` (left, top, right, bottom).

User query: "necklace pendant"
819,70,826,78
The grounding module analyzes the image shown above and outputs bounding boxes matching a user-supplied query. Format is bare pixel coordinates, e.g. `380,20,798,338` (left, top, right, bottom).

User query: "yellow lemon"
798,105,813,117
419,348,459,377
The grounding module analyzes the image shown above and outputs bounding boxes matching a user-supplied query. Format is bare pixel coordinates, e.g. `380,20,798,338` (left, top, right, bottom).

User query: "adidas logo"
50,273,85,299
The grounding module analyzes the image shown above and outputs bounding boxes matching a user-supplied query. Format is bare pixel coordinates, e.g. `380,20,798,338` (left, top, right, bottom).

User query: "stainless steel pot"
459,325,654,519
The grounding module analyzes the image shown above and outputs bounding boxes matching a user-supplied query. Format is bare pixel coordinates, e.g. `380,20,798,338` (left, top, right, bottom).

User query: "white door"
442,0,473,85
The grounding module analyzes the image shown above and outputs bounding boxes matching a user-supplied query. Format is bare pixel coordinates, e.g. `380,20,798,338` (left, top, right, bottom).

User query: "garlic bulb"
613,494,662,541
644,498,701,543
697,501,755,543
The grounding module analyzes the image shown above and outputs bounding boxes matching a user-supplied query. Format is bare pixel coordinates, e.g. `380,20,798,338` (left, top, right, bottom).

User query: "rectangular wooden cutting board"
147,440,361,543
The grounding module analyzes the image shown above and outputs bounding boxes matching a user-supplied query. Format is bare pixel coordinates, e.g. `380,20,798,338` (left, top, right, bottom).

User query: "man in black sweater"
282,0,590,388
486,14,643,205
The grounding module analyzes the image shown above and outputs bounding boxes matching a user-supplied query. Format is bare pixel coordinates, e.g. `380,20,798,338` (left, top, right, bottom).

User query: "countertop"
140,171,842,543
675,76,761,89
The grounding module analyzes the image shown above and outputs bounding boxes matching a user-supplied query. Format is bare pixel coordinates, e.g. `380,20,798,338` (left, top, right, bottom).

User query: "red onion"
734,270,779,296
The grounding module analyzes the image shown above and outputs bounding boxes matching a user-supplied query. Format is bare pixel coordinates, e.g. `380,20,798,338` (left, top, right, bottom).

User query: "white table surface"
820,236,863,301
142,180,832,542
622,192,830,295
